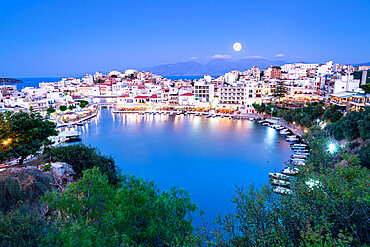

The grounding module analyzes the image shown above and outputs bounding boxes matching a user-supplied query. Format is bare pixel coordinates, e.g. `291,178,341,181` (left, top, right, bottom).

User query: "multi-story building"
219,86,246,104
194,82,214,102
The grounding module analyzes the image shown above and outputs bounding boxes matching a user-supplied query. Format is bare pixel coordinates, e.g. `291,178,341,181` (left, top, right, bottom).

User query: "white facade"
194,82,214,103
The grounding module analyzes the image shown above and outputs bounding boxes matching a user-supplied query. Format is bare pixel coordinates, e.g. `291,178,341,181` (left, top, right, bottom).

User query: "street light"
2,138,19,156
328,143,336,153
316,119,320,125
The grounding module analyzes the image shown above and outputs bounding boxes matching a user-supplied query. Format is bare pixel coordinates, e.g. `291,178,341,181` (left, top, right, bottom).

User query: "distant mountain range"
151,58,286,76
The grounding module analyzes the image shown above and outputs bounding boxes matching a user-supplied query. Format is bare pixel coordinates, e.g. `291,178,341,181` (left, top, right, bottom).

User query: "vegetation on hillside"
0,105,369,246
0,111,57,165
43,168,197,246
44,144,119,186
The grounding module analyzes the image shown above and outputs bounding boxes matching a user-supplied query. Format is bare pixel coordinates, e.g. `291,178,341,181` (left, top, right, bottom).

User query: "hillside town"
1,61,369,124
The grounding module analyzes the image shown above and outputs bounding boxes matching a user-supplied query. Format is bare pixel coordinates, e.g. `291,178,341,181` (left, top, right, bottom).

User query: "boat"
270,179,291,187
286,137,299,142
279,130,290,135
257,120,264,124
56,130,81,143
291,143,308,148
269,172,289,180
290,158,306,163
249,117,254,121
292,160,306,166
292,149,309,154
76,122,84,126
261,122,270,126
273,186,292,195
291,154,308,159
282,167,299,175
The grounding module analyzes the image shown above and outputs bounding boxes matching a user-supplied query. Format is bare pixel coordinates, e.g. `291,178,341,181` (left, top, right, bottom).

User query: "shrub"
0,168,53,213
44,143,119,186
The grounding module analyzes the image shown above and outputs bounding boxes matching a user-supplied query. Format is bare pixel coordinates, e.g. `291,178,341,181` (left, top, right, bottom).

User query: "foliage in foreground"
44,143,119,186
43,167,197,246
195,156,370,246
0,204,48,247
0,168,53,213
326,107,370,141
0,111,57,165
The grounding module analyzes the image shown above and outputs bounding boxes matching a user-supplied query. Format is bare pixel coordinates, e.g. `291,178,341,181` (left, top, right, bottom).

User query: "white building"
178,93,195,106
333,74,360,94
194,82,214,103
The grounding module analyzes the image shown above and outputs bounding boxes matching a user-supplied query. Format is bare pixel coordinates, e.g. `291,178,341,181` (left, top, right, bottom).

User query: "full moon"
233,42,242,51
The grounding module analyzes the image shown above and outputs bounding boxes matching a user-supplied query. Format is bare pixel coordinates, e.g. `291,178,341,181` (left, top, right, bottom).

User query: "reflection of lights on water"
265,127,276,145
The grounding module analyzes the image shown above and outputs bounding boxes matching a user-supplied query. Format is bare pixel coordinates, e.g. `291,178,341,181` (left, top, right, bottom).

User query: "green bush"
0,204,48,247
195,160,370,246
44,143,119,186
43,168,197,246
0,168,53,213
59,105,67,112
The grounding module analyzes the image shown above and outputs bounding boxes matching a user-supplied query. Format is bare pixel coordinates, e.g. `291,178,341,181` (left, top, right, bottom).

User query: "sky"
0,0,369,77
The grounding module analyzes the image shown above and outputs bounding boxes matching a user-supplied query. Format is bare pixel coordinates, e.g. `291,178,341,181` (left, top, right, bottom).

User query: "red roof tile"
180,93,194,96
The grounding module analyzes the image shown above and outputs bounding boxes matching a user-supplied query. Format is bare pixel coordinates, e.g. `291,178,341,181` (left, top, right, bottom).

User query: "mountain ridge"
151,58,285,76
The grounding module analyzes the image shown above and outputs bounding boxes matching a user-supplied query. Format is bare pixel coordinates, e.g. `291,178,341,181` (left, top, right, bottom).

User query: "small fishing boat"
270,179,291,187
269,172,290,180
273,186,292,195
292,160,306,166
291,143,308,148
282,167,299,175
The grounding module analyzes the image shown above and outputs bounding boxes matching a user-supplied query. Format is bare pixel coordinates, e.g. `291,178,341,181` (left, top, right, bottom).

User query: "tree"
44,143,119,186
67,105,73,111
0,111,57,165
272,81,289,101
195,160,370,246
360,83,370,94
46,107,56,115
43,168,198,246
76,100,88,108
59,105,67,112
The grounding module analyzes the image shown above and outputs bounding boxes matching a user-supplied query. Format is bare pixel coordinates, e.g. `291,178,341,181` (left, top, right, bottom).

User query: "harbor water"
73,108,291,227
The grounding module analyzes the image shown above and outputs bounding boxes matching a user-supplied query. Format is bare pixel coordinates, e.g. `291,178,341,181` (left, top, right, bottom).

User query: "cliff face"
1,78,23,83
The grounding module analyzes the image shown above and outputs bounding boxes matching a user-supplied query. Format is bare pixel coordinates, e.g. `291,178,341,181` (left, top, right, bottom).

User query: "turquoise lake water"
74,108,291,227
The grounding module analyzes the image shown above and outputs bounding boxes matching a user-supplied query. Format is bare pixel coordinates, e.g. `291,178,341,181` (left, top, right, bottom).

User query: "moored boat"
282,167,299,175
269,172,290,180
273,186,292,195
270,179,291,187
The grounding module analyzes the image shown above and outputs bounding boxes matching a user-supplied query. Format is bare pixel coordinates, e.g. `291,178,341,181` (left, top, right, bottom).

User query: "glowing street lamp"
2,138,19,156
2,138,11,145
328,143,336,153
316,119,320,125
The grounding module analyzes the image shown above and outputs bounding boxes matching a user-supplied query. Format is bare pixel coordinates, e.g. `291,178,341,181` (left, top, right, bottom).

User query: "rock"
49,162,75,187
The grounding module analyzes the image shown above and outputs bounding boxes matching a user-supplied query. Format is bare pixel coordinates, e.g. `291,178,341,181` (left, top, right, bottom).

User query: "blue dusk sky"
0,0,369,77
